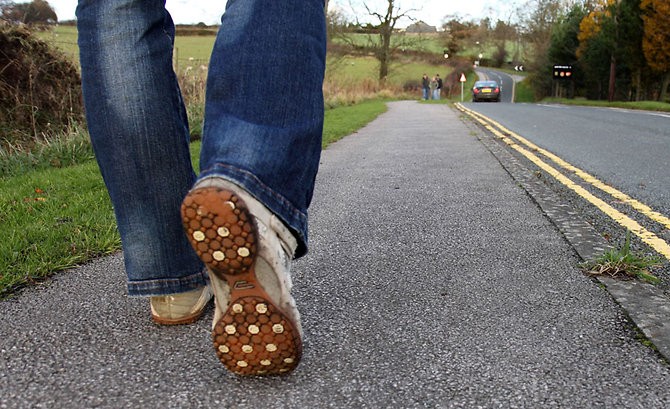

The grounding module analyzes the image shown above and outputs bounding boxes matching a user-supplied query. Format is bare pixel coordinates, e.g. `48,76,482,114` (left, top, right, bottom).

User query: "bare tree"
349,0,418,82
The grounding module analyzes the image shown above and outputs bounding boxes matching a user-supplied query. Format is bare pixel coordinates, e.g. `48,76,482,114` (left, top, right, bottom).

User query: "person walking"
76,0,326,376
435,74,443,100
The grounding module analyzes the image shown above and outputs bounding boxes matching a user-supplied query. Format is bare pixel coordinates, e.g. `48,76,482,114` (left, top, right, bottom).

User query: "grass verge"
514,80,535,103
541,98,670,112
0,100,389,298
322,99,388,148
0,161,120,298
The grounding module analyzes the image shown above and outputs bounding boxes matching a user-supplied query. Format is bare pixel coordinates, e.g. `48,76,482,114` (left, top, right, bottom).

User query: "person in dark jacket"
435,74,443,100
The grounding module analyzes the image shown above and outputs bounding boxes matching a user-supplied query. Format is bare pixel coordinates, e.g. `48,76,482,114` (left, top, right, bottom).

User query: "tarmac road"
1,101,669,408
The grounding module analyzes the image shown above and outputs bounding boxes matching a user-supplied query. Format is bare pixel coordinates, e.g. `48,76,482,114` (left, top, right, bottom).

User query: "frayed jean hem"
127,269,209,297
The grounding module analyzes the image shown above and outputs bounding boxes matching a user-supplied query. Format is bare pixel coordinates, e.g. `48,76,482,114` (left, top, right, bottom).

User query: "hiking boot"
150,286,212,325
181,177,301,375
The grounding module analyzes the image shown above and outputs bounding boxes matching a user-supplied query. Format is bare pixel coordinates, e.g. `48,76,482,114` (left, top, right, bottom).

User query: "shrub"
0,24,84,151
443,58,473,97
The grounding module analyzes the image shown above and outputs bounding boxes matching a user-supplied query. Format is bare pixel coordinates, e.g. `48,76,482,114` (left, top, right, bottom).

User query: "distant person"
429,76,438,100
422,74,430,100
435,74,443,100
76,0,325,376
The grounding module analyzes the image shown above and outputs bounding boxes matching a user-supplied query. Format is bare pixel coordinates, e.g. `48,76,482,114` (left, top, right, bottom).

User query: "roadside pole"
459,73,467,102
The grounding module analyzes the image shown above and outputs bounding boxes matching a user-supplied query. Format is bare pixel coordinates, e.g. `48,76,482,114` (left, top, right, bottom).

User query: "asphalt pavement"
2,101,669,408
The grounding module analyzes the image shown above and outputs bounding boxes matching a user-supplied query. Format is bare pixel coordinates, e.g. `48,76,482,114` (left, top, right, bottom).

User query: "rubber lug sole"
181,187,301,375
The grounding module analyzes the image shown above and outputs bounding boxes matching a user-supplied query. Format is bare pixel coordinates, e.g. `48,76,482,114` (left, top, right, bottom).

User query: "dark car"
472,80,501,102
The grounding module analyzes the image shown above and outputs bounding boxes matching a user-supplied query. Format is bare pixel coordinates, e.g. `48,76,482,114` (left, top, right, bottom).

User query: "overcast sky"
44,0,515,28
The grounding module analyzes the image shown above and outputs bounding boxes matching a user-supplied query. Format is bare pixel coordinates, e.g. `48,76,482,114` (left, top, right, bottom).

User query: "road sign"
460,73,466,102
553,65,573,79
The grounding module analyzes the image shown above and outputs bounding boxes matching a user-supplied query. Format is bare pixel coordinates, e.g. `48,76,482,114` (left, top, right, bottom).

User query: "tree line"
533,0,669,102
440,0,669,102
329,0,669,102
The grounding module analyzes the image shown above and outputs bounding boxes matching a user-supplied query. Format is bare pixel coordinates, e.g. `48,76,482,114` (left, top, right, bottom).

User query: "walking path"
2,101,669,408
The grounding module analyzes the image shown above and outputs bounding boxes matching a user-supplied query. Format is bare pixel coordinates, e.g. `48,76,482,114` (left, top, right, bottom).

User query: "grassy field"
327,55,450,85
331,32,446,54
41,25,449,103
38,25,215,67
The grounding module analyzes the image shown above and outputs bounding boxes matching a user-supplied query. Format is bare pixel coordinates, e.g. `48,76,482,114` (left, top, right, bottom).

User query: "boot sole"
181,187,301,375
151,310,205,326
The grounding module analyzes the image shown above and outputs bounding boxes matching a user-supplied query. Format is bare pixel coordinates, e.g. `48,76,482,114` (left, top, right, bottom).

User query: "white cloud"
163,0,225,25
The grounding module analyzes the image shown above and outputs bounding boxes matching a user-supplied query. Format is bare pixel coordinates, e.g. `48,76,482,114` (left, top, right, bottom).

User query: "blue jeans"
76,0,326,296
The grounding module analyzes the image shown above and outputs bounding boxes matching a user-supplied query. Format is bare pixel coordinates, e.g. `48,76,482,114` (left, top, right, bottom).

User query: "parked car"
472,80,501,102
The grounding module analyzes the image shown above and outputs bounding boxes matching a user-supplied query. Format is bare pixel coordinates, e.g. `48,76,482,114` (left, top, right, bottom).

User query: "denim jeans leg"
199,0,327,258
77,0,207,296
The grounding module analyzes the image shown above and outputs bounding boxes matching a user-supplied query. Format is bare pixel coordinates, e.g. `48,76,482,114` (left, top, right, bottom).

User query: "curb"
459,107,670,362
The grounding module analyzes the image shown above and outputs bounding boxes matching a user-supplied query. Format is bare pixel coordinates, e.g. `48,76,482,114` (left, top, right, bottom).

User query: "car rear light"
473,88,480,94
494,87,500,93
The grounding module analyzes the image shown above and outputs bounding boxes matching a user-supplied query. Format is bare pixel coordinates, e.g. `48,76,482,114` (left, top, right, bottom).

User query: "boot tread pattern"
213,296,301,375
181,187,301,375
182,188,255,278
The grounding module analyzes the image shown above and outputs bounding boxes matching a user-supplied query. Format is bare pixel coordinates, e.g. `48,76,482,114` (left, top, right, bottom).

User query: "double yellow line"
456,103,670,261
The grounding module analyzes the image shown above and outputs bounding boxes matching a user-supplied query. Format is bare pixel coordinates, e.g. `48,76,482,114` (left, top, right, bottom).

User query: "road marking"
461,106,670,231
644,112,670,119
536,104,566,109
456,103,670,261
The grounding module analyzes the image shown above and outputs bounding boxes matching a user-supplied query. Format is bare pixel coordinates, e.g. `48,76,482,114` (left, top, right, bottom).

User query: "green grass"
35,25,79,62
514,80,535,103
327,54,451,87
0,161,120,298
172,35,216,66
331,32,445,54
42,26,443,96
0,123,94,178
326,55,379,82
36,25,217,67
334,32,531,58
542,98,670,112
581,232,662,284
0,101,388,298
323,99,388,147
